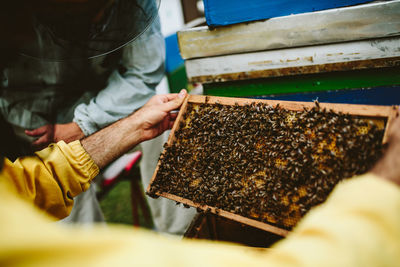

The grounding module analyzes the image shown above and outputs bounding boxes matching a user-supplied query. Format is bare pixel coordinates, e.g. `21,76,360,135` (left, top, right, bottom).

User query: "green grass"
99,180,154,229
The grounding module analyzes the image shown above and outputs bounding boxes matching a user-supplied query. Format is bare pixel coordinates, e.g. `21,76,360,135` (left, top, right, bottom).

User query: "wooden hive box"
147,95,398,236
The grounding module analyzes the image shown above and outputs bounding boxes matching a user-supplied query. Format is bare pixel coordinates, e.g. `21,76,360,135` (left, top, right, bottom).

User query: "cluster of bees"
149,101,385,229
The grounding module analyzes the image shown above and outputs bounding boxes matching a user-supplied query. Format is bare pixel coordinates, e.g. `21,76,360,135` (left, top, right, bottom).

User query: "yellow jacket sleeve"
1,140,99,219
267,174,400,266
0,172,399,266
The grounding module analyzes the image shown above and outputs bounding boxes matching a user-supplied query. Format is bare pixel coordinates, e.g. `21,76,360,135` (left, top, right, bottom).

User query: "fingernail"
178,89,186,98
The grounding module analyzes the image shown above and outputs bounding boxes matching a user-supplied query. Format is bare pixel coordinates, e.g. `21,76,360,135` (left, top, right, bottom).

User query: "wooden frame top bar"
189,95,395,117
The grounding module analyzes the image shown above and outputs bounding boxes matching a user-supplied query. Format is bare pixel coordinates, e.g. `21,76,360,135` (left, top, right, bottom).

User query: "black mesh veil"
19,0,160,61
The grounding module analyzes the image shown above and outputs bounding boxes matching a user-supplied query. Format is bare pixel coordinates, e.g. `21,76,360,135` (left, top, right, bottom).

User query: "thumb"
160,89,187,112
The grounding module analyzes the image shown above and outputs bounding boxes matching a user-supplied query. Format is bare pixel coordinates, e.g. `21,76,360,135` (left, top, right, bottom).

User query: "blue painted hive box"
203,0,373,27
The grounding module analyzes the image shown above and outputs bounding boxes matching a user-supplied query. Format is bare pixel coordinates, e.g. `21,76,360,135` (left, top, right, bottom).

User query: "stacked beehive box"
178,0,400,103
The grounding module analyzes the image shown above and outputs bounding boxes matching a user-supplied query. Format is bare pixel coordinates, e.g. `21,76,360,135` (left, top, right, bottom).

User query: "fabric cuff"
73,115,99,136
58,140,100,185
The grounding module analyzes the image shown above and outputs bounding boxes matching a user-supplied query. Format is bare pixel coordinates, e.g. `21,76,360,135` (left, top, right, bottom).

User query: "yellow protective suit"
1,141,99,219
0,141,399,266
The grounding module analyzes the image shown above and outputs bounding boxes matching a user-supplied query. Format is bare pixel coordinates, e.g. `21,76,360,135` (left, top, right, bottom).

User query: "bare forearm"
81,116,142,169
80,89,187,169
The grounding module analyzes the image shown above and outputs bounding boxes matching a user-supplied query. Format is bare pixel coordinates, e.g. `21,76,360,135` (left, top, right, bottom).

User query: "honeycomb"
149,101,385,230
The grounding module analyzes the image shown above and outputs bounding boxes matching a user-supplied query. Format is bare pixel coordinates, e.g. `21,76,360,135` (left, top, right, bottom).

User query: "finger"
160,89,187,112
169,112,178,120
388,115,400,142
32,134,51,146
168,112,180,127
152,93,180,105
162,117,170,131
163,93,179,102
25,125,49,137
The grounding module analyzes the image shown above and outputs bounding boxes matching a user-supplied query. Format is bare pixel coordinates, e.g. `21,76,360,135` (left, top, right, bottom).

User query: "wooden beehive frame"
147,95,398,236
